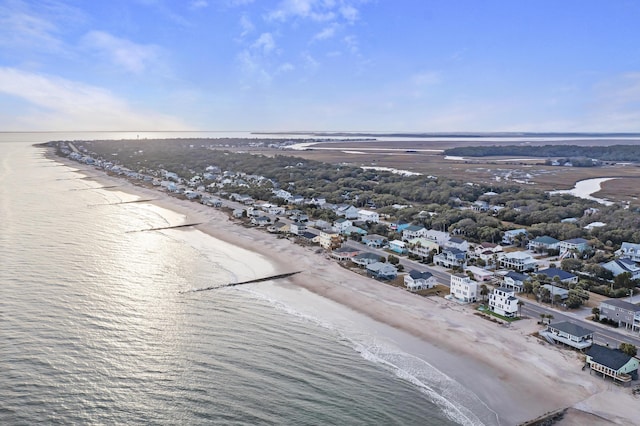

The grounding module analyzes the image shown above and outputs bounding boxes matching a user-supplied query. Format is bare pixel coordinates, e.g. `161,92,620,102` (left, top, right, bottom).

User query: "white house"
502,271,529,292
289,222,306,235
489,287,519,317
336,205,360,219
502,228,527,245
616,242,640,262
404,270,437,291
434,248,467,269
358,209,380,223
450,274,478,303
445,237,469,252
559,238,590,254
424,230,451,245
334,218,353,234
402,225,428,240
499,251,537,272
602,258,640,280
389,240,407,254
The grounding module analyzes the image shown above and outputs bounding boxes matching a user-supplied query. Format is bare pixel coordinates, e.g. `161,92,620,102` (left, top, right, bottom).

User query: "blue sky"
1,0,639,132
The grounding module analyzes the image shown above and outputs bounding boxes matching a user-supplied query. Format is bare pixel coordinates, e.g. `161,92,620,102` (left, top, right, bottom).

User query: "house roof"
531,236,560,245
586,344,635,370
537,268,576,281
299,232,316,240
505,271,529,282
449,237,466,244
601,299,640,312
563,238,589,245
505,228,527,235
404,224,425,232
333,246,359,254
548,321,593,338
408,270,433,280
362,234,385,241
494,286,515,293
354,252,382,261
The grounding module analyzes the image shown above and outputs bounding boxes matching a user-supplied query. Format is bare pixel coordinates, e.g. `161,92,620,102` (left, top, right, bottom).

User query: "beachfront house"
502,229,527,245
388,240,407,254
616,242,640,262
362,234,387,248
499,252,537,272
542,322,593,350
404,270,437,291
352,252,384,267
601,258,640,280
289,222,306,235
536,268,578,285
450,274,478,303
251,216,271,227
434,248,467,269
402,225,428,241
599,299,640,332
330,246,360,261
585,344,640,384
318,231,342,250
366,262,398,280
488,287,519,317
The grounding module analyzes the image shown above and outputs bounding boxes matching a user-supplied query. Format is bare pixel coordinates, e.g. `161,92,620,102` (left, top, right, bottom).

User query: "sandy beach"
55,154,639,426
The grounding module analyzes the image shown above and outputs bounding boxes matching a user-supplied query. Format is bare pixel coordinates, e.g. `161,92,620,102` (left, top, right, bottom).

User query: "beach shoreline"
47,150,638,426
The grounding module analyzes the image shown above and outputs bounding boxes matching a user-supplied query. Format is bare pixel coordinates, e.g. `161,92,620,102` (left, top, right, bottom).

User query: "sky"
1,0,640,132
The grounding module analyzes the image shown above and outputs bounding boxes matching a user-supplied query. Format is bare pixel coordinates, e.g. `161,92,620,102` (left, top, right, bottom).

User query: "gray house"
542,321,593,350
599,299,640,332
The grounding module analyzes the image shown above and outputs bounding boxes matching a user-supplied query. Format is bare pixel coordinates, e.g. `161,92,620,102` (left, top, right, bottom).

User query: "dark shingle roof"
537,268,576,281
586,344,634,370
408,270,433,280
548,321,593,338
601,299,640,312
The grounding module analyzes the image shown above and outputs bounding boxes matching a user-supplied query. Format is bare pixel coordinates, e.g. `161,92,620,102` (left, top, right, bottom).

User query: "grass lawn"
477,305,521,322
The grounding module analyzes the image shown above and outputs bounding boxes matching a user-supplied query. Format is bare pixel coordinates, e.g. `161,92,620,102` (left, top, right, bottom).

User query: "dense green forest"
64,138,640,247
443,144,640,162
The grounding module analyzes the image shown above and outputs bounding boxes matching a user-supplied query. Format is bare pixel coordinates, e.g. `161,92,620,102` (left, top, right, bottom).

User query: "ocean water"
1,133,488,425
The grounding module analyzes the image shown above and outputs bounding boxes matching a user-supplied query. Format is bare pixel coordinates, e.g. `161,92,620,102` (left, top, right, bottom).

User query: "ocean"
1,133,491,425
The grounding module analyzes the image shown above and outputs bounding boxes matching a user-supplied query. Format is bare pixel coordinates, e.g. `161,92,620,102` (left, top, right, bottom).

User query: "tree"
480,284,489,302
517,300,524,317
614,272,636,290
388,255,400,265
619,343,637,357
591,307,600,321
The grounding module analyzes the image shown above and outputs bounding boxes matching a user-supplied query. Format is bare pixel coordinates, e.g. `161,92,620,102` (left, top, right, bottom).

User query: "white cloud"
312,24,337,41
0,0,83,54
412,71,441,87
343,35,359,54
340,5,358,23
0,67,189,130
267,0,336,22
239,15,254,37
277,62,295,73
81,31,164,74
252,32,276,55
190,0,209,10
